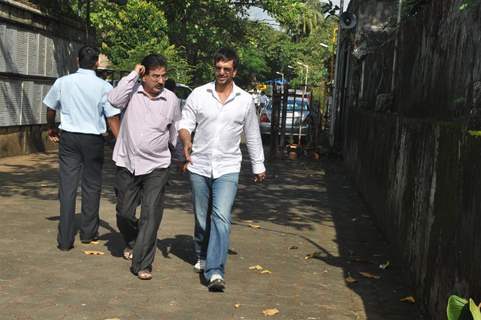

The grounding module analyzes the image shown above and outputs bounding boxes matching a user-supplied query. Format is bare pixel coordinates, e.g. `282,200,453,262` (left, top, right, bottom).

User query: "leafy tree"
89,0,193,83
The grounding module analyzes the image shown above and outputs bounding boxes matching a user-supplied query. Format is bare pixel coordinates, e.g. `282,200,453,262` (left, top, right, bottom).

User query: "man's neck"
215,81,234,94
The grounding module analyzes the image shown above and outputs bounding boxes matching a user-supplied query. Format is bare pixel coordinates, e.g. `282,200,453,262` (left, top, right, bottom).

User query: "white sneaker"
193,259,206,273
208,274,225,292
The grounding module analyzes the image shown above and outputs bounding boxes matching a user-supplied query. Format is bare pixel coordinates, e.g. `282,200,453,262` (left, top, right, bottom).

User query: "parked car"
259,96,311,136
175,83,192,109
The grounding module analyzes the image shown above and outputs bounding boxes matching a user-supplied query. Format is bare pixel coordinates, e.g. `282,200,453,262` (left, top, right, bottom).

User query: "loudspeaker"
340,12,357,29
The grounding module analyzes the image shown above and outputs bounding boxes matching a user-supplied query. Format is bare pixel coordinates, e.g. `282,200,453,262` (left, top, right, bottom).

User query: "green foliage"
53,0,335,88
459,0,480,11
89,0,192,83
447,295,481,320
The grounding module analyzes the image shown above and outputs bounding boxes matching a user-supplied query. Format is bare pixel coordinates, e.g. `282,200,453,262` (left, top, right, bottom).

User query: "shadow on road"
0,146,425,319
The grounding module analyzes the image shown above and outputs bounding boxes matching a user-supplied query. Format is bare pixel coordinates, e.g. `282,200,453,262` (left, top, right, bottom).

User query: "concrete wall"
0,0,87,157
337,0,481,317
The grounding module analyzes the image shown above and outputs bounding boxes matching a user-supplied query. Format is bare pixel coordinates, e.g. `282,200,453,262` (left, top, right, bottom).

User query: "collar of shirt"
206,81,242,104
136,84,168,101
77,68,97,76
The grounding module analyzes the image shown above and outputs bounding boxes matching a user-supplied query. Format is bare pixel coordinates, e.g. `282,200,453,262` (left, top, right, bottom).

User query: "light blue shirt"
43,68,120,135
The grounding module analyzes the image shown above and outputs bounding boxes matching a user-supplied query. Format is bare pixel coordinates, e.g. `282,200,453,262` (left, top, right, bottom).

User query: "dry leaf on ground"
400,296,416,304
359,272,381,279
234,304,241,308
288,246,298,250
249,224,261,229
261,269,272,274
249,265,264,271
83,250,104,255
262,308,280,316
304,252,322,260
345,274,357,284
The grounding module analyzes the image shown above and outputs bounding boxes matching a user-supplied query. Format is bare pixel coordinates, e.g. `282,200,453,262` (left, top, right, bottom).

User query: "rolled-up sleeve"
43,79,61,110
178,93,197,133
108,71,139,109
243,99,266,174
169,98,182,146
102,83,121,118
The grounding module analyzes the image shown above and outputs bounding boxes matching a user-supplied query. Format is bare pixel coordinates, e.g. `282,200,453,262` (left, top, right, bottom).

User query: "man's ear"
95,60,100,69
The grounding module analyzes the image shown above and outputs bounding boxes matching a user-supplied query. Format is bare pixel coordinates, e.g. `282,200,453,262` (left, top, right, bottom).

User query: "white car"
259,96,311,136
175,83,192,109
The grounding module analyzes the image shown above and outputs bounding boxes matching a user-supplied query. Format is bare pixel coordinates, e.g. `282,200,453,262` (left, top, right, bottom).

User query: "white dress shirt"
178,81,265,179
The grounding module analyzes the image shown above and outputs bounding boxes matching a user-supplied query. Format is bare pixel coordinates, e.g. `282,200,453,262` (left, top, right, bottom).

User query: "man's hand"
254,171,266,183
48,128,60,143
183,141,193,164
134,64,145,77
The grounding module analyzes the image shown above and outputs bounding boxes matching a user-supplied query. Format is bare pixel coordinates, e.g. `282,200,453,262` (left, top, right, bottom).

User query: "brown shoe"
137,269,152,280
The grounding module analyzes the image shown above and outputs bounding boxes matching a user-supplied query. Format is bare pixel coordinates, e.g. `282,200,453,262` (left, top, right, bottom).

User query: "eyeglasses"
215,66,234,74
148,74,168,80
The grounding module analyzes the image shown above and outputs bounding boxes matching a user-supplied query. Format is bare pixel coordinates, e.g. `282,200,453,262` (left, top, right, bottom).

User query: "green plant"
459,0,480,11
447,295,481,320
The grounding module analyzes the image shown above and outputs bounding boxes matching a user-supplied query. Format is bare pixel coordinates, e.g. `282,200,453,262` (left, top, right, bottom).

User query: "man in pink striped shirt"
108,54,181,280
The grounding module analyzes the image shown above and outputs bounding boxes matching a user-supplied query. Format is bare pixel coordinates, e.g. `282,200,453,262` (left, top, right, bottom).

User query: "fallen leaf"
400,296,416,304
261,269,272,274
249,224,261,229
304,251,323,260
83,250,104,255
244,220,254,223
262,308,280,316
249,265,264,271
234,304,241,308
345,273,357,284
359,272,381,279
228,249,238,255
379,261,390,270
288,246,298,250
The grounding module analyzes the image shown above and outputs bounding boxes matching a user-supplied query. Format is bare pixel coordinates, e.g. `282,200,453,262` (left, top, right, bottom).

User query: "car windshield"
287,98,309,111
264,97,310,112
176,86,192,100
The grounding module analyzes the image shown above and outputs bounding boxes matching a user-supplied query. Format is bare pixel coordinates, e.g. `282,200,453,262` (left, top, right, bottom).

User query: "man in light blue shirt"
43,45,120,251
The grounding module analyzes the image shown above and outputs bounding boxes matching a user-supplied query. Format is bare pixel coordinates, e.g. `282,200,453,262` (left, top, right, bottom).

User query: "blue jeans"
190,172,239,279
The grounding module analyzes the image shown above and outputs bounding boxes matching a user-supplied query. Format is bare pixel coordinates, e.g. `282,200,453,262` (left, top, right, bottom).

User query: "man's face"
142,66,167,96
214,59,237,86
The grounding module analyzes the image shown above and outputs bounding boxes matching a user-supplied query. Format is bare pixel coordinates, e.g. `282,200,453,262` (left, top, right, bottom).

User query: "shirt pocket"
146,108,171,133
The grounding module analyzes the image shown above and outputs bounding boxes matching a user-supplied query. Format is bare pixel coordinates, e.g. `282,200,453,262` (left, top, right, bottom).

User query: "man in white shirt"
178,48,266,292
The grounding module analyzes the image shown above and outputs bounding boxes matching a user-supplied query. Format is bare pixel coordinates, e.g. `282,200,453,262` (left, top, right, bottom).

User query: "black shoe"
208,278,226,292
57,244,74,251
80,236,99,244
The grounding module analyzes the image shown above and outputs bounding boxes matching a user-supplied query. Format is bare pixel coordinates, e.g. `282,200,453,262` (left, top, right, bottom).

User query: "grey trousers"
57,131,104,249
115,166,168,273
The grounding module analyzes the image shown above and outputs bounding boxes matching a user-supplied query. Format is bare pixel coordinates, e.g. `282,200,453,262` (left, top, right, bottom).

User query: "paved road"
0,150,424,319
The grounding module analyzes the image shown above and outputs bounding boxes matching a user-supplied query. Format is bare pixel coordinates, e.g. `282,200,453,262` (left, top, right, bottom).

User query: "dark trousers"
57,131,104,249
115,166,168,273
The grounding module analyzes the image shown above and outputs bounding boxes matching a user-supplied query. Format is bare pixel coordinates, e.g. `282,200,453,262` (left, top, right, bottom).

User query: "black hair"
78,45,99,69
213,48,239,70
164,78,176,91
141,54,167,75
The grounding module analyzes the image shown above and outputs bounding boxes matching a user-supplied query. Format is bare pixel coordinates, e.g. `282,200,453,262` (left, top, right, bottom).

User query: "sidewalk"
0,150,424,320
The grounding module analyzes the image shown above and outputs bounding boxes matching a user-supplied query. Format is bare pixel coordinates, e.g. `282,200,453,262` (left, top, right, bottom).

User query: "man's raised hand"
134,64,145,77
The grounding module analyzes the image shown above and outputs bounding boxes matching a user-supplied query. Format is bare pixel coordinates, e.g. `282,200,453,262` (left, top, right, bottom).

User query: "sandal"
123,248,133,261
137,269,152,280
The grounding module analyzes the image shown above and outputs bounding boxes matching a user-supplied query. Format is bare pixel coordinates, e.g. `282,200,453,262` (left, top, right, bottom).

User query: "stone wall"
337,0,481,317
